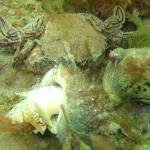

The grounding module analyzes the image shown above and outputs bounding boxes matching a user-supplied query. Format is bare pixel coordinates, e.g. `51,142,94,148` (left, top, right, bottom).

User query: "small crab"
0,16,46,66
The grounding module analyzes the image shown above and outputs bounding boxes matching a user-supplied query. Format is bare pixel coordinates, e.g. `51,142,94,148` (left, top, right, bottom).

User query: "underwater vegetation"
125,10,150,48
41,0,64,14
0,117,33,134
0,0,150,149
0,0,43,17
41,0,150,19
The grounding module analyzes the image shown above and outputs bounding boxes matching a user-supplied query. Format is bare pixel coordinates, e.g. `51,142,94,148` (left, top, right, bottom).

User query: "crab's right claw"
104,6,125,33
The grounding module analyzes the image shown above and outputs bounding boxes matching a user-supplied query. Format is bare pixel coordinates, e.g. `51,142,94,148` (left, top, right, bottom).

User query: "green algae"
41,0,64,14
126,10,150,48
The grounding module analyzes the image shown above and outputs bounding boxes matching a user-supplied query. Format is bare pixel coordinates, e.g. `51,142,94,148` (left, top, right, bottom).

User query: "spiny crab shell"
103,47,150,104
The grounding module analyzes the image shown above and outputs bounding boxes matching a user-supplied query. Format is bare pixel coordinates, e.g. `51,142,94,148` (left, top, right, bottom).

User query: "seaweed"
0,117,33,134
125,10,150,48
90,134,114,150
115,115,144,144
124,55,149,81
61,0,150,19
41,0,64,14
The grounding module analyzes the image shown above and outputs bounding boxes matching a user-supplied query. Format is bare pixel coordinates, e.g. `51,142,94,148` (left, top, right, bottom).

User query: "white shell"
7,66,67,134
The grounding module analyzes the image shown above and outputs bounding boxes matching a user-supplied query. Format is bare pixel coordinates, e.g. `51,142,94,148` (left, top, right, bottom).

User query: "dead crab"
0,6,125,72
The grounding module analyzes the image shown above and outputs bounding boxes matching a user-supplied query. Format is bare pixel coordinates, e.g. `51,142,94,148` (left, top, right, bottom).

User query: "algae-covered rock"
24,13,107,73
24,6,125,73
103,47,150,104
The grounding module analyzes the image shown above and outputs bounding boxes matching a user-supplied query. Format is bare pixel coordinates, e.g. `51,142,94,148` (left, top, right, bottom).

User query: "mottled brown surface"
25,13,106,73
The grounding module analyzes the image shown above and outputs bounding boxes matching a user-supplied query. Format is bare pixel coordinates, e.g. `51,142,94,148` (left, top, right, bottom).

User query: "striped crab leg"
22,17,46,42
0,16,21,50
13,17,46,67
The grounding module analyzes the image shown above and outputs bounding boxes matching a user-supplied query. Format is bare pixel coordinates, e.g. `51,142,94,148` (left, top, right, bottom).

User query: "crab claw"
104,6,125,33
13,40,39,67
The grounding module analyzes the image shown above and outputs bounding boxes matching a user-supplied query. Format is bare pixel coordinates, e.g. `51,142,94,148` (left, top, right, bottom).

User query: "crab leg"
13,39,39,67
22,17,46,42
0,17,21,45
0,17,21,51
